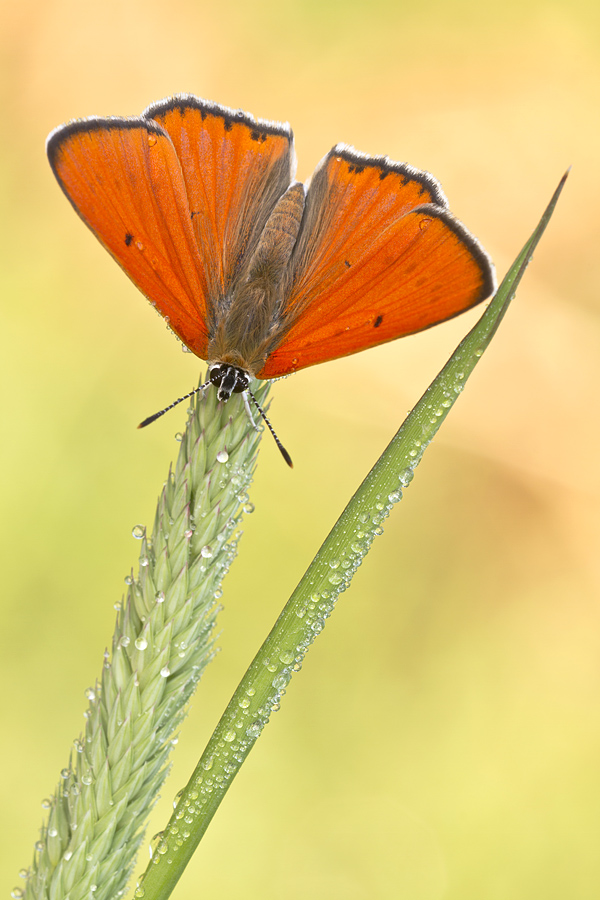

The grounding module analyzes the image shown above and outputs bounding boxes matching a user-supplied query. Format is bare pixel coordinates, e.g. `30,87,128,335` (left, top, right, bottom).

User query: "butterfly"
47,94,496,466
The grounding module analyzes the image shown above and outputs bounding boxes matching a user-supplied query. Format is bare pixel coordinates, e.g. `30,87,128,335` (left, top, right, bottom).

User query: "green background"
2,0,599,897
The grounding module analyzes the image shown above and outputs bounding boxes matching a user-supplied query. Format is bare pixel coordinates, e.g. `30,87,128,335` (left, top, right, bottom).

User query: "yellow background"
2,0,599,897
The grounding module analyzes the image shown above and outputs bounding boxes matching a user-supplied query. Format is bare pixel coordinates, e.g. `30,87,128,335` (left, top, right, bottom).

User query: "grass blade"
134,173,569,900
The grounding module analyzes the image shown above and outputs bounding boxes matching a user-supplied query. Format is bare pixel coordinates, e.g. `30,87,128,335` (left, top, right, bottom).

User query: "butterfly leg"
242,391,260,431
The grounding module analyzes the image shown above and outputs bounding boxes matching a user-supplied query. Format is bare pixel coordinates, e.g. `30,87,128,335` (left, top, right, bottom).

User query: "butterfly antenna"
247,388,293,468
137,379,211,428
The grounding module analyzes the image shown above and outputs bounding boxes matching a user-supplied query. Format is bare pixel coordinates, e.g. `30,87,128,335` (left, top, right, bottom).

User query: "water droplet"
388,489,402,503
149,832,164,859
119,636,130,648
85,687,96,700
175,432,183,442
216,449,229,463
201,545,213,558
246,722,262,738
60,768,70,780
272,672,291,690
124,575,134,585
11,889,24,899
135,240,144,251
278,650,294,664
155,591,165,603
148,133,157,147
41,798,51,810
135,637,148,651
328,558,340,569
223,730,236,742
81,772,93,786
160,665,171,678
243,502,255,514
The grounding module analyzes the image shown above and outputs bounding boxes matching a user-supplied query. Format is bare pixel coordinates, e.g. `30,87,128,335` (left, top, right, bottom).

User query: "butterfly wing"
143,95,296,316
47,95,296,358
47,117,214,356
258,145,496,378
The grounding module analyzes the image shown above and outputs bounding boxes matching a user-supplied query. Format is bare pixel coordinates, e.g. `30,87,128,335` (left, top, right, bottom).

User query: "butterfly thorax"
206,182,306,376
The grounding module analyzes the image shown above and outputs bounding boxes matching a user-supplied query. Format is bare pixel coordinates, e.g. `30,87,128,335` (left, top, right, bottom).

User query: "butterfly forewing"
144,96,296,315
47,118,211,357
258,146,495,377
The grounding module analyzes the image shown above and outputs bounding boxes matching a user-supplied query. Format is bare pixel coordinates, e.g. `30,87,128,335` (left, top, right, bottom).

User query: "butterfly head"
208,363,251,402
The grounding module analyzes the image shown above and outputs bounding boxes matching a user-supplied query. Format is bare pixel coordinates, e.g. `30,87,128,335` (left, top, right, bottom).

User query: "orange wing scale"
47,97,295,360
258,147,494,378
47,120,211,357
48,99,495,385
145,97,294,306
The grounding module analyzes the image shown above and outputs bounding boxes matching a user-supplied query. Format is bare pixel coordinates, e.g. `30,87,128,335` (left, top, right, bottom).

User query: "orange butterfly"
47,94,496,465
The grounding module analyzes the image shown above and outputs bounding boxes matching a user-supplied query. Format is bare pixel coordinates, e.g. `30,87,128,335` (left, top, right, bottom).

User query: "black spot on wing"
374,314,383,328
125,233,133,246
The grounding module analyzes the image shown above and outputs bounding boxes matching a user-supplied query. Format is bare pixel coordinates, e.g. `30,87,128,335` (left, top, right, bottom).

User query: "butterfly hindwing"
144,95,296,321
258,145,495,378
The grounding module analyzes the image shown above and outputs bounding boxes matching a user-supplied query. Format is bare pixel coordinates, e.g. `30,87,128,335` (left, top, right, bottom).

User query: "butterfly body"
207,181,306,376
47,94,496,461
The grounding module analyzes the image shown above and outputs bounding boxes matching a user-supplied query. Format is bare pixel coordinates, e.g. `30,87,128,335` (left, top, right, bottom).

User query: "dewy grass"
133,173,568,900
21,378,271,900
19,173,567,900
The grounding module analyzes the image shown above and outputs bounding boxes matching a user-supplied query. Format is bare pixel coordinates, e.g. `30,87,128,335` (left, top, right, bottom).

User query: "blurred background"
1,0,599,897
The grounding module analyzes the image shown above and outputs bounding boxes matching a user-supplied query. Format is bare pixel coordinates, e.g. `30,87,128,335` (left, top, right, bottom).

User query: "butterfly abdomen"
208,182,306,373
